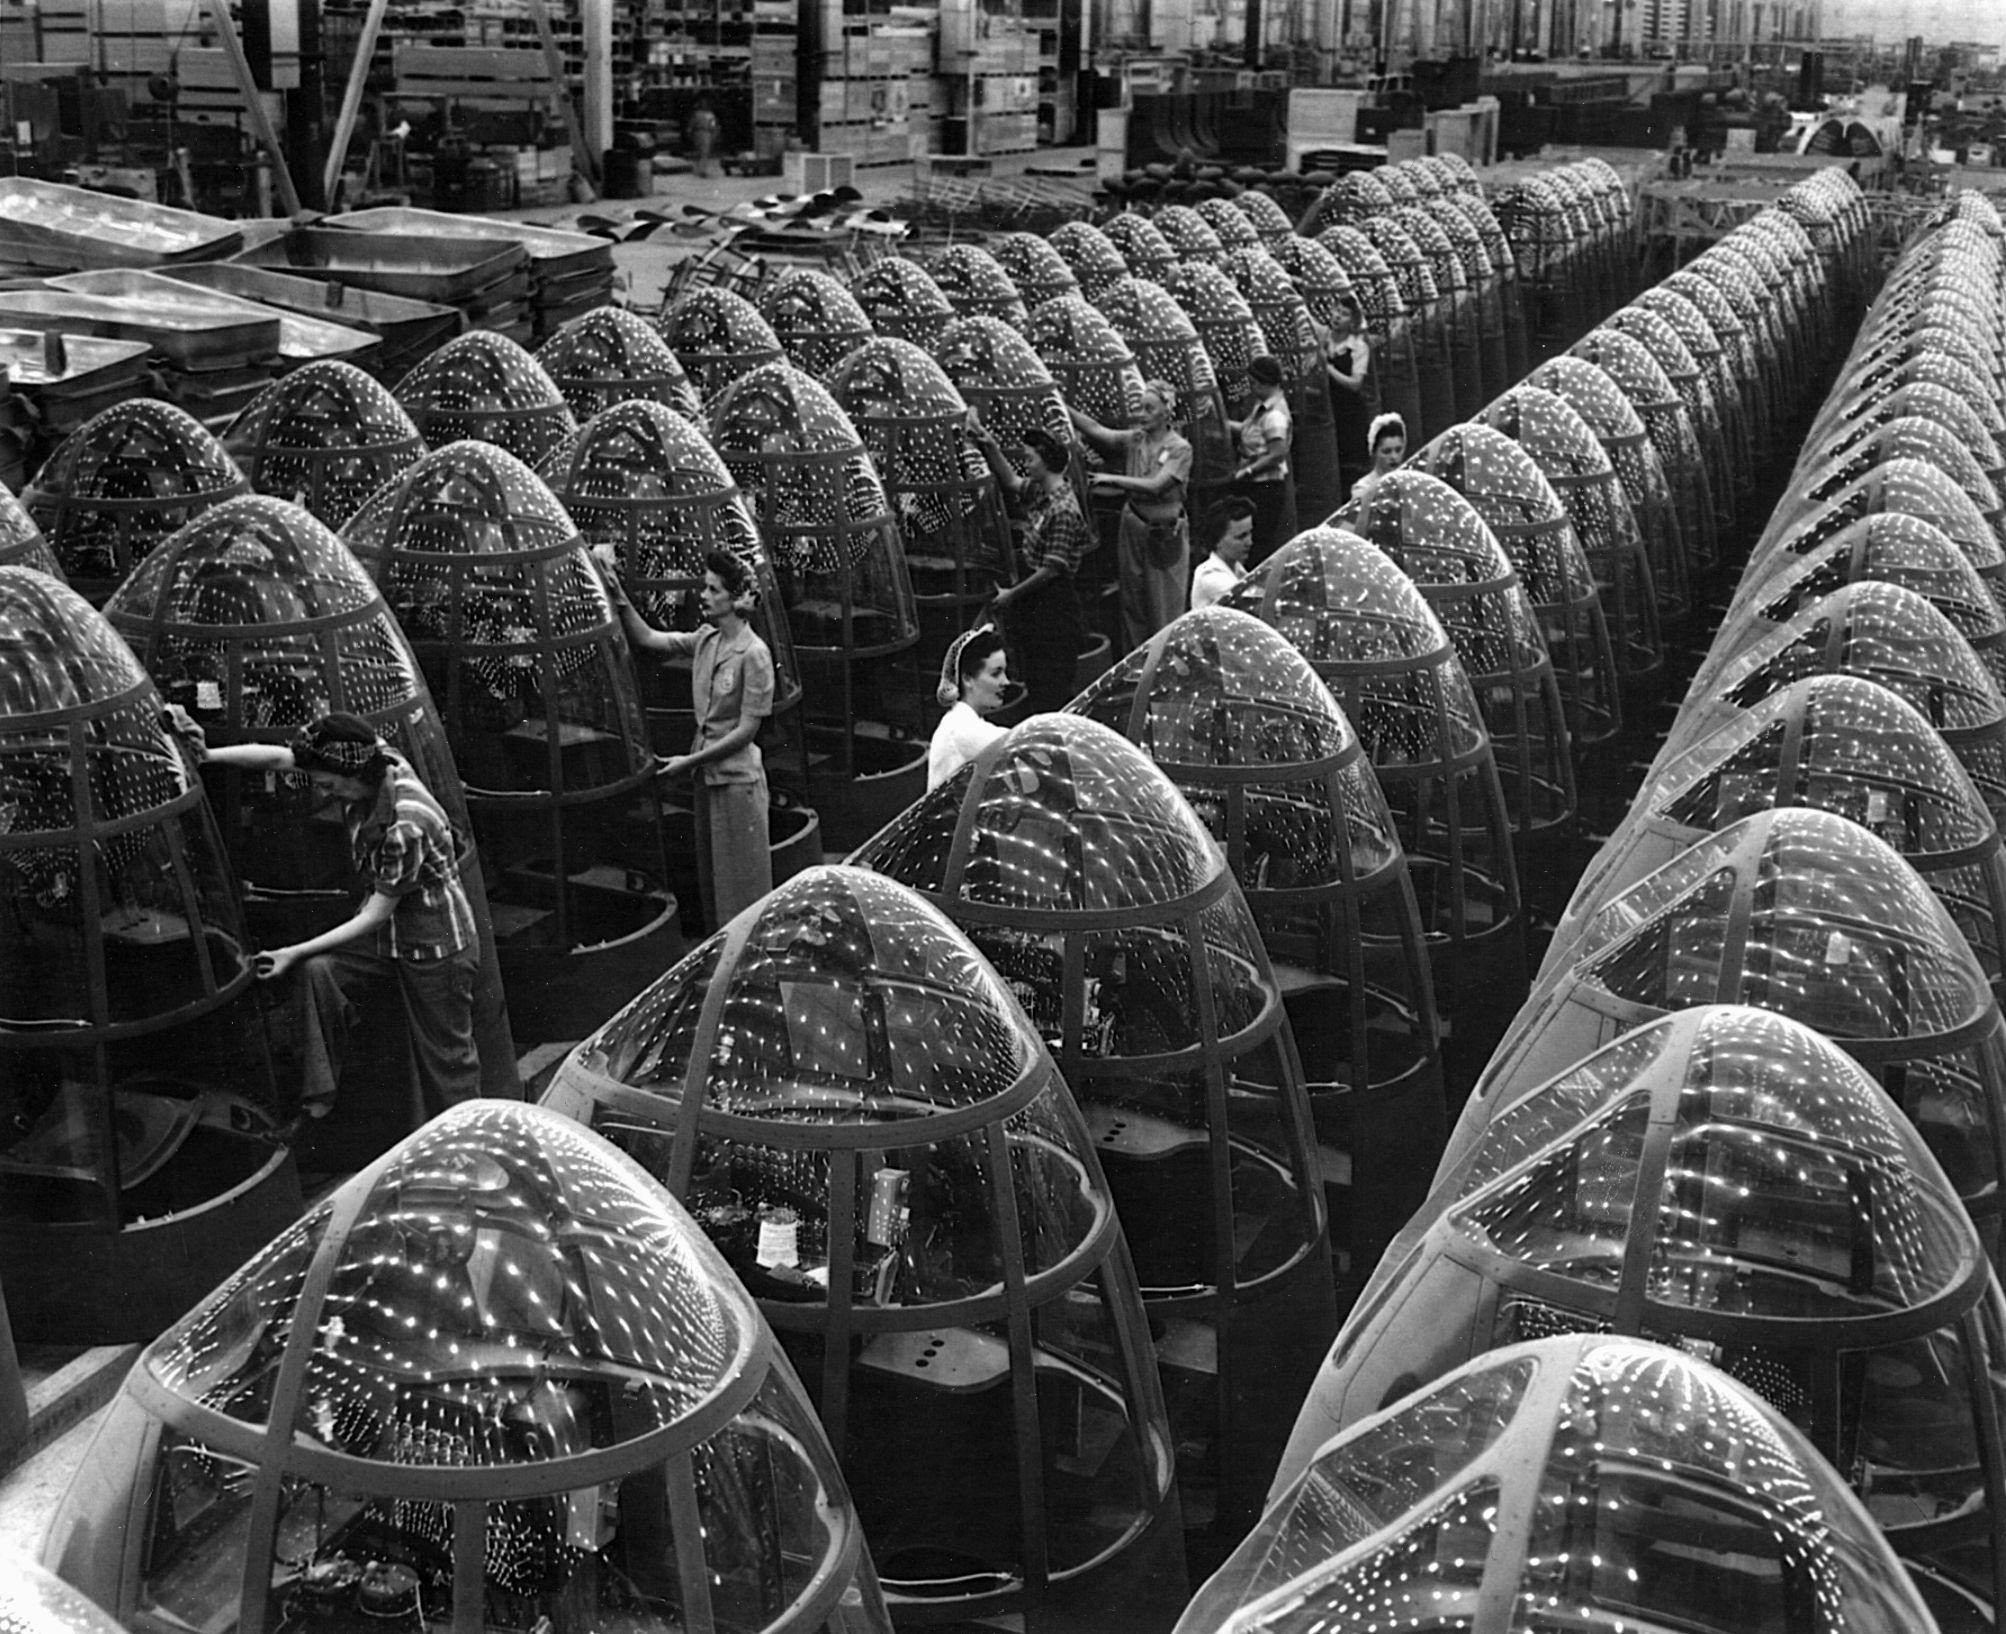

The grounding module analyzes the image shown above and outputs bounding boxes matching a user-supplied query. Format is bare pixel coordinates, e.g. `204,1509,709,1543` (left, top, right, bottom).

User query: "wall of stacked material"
846,254,957,347
827,336,1015,677
707,360,922,848
532,305,707,424
1408,422,1621,752
1268,1014,1991,1630
41,1100,900,1634
1199,1333,1940,1634
656,284,786,406
24,399,247,605
1334,471,1577,846
756,266,875,379
1223,527,1524,999
539,866,1191,1632
0,566,300,1341
102,493,521,1107
394,329,579,469
342,440,677,1043
1478,380,1666,686
852,714,1338,1547
1070,605,1444,1311
222,362,426,531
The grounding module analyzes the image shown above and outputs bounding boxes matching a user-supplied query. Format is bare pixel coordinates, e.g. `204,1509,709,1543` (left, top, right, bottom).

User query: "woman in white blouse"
928,625,1011,789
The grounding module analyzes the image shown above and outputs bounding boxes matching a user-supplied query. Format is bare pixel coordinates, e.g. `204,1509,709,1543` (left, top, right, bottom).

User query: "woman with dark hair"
1230,353,1299,566
929,623,1009,789
968,416,1089,716
169,709,481,1124
1069,378,1193,651
1349,412,1408,507
600,545,775,929
1323,298,1378,501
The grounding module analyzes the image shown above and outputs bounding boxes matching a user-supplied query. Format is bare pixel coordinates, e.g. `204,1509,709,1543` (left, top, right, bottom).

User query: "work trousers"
299,944,482,1120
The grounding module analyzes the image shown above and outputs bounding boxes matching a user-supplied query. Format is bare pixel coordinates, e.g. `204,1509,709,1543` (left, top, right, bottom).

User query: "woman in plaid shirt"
172,710,482,1126
970,419,1090,716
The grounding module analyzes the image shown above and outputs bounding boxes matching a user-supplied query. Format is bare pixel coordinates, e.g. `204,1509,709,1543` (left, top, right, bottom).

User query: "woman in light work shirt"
602,546,775,929
1231,353,1299,567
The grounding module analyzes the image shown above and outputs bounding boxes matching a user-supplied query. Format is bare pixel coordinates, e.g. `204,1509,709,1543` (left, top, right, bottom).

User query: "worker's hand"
160,702,207,759
657,754,697,781
255,946,303,981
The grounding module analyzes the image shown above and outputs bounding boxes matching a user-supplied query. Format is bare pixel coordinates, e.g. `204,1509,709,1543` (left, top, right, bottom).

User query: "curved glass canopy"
1151,205,1227,264
1228,188,1295,246
933,315,1082,500
395,330,577,469
1555,674,2006,994
826,336,1014,649
1194,197,1262,251
1157,260,1275,411
1090,276,1234,490
1661,582,2006,822
990,231,1080,309
1335,470,1576,839
1809,377,2006,487
1409,422,1621,746
1791,418,2006,552
1221,527,1522,967
1206,1331,1938,1634
757,267,874,380
851,714,1337,1536
1479,380,1664,681
845,256,954,348
25,399,248,603
224,361,424,531
41,1099,897,1634
707,362,919,787
1024,293,1145,439
537,398,802,733
1069,606,1445,1290
1218,248,1321,393
0,485,63,579
1046,219,1130,297
656,286,785,405
3,1553,129,1634
533,306,704,425
927,244,1028,328
1265,235,1361,339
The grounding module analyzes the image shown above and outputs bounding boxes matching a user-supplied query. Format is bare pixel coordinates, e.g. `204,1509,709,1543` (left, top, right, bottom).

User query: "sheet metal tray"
160,263,464,359
0,288,278,365
0,178,242,272
234,226,529,305
0,325,152,395
328,208,612,280
50,270,378,367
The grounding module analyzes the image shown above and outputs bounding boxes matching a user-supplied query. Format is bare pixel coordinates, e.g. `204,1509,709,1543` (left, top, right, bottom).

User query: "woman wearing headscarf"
929,624,1010,789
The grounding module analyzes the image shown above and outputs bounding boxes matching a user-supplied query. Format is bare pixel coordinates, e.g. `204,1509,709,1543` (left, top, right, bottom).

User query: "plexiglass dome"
103,493,465,878
657,286,785,405
1480,379,1665,680
851,714,1337,1536
844,256,954,348
395,330,578,469
1524,356,1685,633
990,231,1080,309
224,361,425,531
1229,188,1295,246
1206,1331,1940,1634
538,865,1188,1621
1457,811,2006,1251
1151,204,1227,264
1024,293,1145,438
1285,1004,2002,1633
1659,582,2006,814
1194,197,1261,252
757,268,875,380
42,1100,897,1634
1,1554,127,1634
0,486,62,579
826,336,1013,653
1792,419,2006,553
1046,219,1130,297
1553,674,2006,991
1335,470,1576,839
926,244,1027,328
1069,606,1445,1290
1222,528,1522,969
1266,235,1361,339
1809,381,2006,489
707,362,919,790
932,316,1076,490
1219,248,1321,390
1316,227,1424,445
537,398,802,740
1409,422,1621,747
342,440,652,801
24,399,248,603
1158,260,1274,410
533,306,705,425
1090,276,1234,489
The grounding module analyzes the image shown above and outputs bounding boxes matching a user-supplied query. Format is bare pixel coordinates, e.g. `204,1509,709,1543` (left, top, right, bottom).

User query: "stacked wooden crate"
29,0,290,128
0,0,36,66
813,9,932,166
939,0,1037,157
751,0,797,158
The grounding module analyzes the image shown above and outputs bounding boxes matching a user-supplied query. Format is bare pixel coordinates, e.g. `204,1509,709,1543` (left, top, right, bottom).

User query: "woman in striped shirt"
172,709,482,1126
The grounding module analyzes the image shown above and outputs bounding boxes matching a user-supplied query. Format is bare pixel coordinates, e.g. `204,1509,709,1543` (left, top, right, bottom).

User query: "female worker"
929,624,1010,789
1069,380,1194,651
169,710,482,1125
603,547,775,931
969,418,1090,717
1349,412,1408,508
